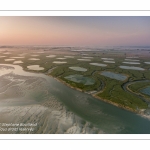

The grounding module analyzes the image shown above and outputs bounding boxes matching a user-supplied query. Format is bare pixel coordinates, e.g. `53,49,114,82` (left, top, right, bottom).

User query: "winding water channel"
1,64,150,133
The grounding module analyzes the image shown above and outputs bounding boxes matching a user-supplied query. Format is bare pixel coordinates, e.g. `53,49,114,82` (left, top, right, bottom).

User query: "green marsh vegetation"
0,47,150,112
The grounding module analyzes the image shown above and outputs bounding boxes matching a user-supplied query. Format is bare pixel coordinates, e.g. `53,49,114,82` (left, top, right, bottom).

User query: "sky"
0,16,150,46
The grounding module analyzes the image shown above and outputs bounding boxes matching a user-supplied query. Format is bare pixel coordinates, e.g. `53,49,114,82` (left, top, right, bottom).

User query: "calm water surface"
100,71,127,81
119,66,145,71
141,86,150,96
64,74,95,85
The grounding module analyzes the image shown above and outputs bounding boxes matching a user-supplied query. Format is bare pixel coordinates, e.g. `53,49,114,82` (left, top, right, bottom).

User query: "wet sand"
0,65,100,134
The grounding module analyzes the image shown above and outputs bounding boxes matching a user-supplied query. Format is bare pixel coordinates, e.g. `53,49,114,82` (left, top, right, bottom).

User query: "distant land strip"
1,10,150,11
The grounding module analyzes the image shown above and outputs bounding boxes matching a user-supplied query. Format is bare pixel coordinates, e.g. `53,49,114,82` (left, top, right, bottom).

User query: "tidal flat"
0,46,150,134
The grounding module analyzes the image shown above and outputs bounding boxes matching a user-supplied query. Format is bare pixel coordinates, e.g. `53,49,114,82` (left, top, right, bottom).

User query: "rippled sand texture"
0,65,101,134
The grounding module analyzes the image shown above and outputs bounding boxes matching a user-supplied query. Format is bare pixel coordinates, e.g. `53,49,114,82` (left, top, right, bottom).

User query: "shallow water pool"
141,86,150,96
27,65,44,70
69,66,87,72
100,71,127,81
119,65,145,70
90,63,107,67
64,74,95,85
